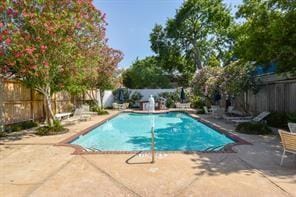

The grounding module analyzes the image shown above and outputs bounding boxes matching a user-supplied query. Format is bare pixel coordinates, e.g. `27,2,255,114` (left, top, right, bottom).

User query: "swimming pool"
70,112,236,152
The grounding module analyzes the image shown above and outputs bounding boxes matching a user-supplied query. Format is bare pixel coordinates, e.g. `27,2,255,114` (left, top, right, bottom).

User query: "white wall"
102,90,114,108
129,89,176,101
101,89,177,107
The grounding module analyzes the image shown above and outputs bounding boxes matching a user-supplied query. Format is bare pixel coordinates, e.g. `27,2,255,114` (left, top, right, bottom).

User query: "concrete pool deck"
0,110,295,197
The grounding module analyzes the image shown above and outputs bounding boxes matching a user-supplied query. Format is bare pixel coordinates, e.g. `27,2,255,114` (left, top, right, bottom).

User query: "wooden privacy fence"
243,74,296,114
2,80,73,125
1,74,295,125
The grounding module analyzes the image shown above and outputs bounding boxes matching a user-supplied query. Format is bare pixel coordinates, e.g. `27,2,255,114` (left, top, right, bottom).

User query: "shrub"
191,61,260,111
7,125,22,132
22,121,38,129
129,91,143,108
90,105,109,115
64,102,74,112
97,110,109,115
266,112,296,129
4,121,38,133
287,113,296,123
0,132,7,137
158,91,180,108
191,66,223,97
90,105,101,112
236,122,272,135
190,95,205,109
85,100,98,112
53,119,63,129
36,120,68,136
112,88,130,103
165,98,175,108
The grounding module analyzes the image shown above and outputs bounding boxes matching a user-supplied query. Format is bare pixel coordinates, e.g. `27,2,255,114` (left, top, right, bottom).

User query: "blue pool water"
71,112,234,151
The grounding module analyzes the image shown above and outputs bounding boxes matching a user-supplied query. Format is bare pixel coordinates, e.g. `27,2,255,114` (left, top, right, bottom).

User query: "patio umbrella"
180,88,186,103
118,89,125,104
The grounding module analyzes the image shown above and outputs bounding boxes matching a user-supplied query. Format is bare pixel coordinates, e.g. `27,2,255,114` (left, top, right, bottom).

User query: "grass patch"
236,122,272,135
36,120,68,136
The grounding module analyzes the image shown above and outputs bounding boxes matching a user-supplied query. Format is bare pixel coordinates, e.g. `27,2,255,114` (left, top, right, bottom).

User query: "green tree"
0,0,121,125
150,25,195,87
150,24,188,73
207,55,221,67
220,61,260,113
122,57,172,89
234,0,296,74
191,61,260,111
151,0,233,72
191,66,223,97
221,61,259,97
1,0,83,125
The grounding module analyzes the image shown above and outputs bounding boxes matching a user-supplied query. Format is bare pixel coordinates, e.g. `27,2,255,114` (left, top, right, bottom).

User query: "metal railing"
151,126,155,163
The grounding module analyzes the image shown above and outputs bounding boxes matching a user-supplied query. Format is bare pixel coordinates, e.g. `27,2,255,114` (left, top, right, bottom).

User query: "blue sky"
93,0,242,68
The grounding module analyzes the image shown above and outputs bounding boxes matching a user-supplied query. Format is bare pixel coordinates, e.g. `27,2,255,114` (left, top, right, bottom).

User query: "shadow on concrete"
0,131,37,143
185,134,296,183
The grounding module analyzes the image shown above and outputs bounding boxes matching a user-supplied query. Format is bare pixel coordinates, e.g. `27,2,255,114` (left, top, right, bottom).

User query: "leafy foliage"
129,91,143,108
150,0,234,82
150,25,193,86
220,61,260,96
191,61,260,111
77,47,123,103
112,88,130,103
0,131,6,137
158,91,180,108
36,120,68,136
236,122,272,135
0,1,122,125
191,61,259,98
266,112,296,129
122,57,172,88
234,0,296,75
90,105,109,115
4,121,38,133
1,0,88,91
84,101,108,115
148,0,296,90
97,110,109,115
191,66,223,97
190,95,205,109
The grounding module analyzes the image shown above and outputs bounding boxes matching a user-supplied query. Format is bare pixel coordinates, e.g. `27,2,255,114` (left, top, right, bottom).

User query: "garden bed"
236,122,272,135
35,127,69,136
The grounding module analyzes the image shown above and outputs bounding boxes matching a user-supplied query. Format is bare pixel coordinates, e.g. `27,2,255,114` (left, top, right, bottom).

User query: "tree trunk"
100,90,104,110
192,40,203,70
44,93,55,126
86,90,99,106
37,86,55,126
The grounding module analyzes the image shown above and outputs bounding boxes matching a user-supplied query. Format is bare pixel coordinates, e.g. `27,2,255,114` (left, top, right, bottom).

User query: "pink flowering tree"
0,0,120,125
